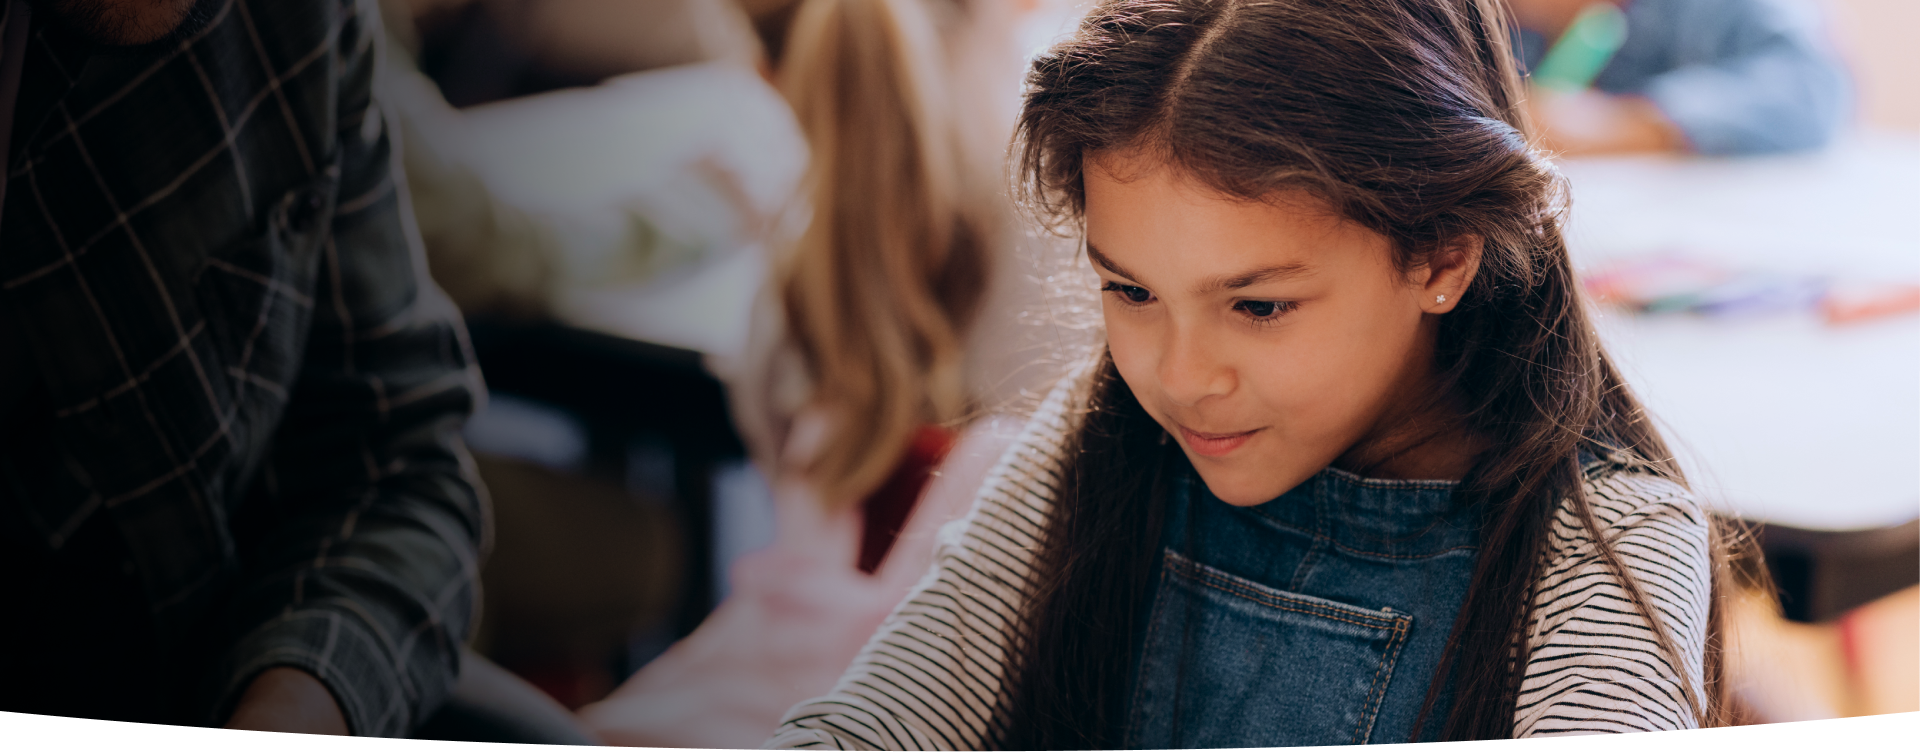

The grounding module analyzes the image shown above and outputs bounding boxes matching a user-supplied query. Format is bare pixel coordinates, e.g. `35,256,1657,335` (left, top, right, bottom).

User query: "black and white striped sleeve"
1513,469,1712,736
765,359,1093,750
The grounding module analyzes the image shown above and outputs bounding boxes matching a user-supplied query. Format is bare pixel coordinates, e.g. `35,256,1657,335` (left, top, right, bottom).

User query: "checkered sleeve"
203,0,488,736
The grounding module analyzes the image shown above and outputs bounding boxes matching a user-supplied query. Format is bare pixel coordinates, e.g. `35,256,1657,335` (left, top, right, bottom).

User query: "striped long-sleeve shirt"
767,359,1711,748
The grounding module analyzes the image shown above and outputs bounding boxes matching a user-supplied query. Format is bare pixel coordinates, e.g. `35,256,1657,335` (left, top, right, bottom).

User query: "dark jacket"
0,0,485,735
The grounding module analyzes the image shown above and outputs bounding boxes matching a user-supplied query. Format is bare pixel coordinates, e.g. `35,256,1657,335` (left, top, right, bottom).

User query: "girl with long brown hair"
581,0,1058,747
767,0,1734,745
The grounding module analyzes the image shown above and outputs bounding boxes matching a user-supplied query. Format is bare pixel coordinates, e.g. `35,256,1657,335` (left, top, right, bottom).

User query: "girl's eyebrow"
1201,262,1316,293
1085,241,1143,281
1087,240,1314,292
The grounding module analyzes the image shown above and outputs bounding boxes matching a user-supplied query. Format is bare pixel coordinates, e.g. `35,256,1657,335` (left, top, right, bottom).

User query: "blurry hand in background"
1509,0,1849,158
1526,89,1687,156
224,669,350,736
1512,0,1687,156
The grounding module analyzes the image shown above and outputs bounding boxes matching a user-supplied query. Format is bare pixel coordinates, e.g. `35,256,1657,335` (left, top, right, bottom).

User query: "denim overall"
1124,467,1479,748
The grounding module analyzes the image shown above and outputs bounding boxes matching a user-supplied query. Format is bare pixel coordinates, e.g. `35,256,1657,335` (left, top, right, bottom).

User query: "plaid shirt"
0,0,485,735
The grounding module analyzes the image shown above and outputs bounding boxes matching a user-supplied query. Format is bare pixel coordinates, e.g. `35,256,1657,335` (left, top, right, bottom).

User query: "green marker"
1532,2,1629,93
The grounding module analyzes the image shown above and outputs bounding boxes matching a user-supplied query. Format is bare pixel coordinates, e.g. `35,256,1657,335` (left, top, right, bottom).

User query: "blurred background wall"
1823,0,1920,132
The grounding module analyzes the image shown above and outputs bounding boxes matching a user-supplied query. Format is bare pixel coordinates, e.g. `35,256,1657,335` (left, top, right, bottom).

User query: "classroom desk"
1559,136,1920,621
1559,134,1920,532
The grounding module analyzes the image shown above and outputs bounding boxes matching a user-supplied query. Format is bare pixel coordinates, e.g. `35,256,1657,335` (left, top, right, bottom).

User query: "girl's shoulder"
1569,447,1711,544
967,351,1105,501
1516,449,1714,735
898,353,1113,615
924,353,1102,558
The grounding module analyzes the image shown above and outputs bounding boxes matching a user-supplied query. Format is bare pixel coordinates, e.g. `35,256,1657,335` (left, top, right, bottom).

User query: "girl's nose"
1157,321,1236,407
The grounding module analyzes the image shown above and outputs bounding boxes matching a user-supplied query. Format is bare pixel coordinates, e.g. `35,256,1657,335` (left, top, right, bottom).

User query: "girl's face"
1084,153,1478,505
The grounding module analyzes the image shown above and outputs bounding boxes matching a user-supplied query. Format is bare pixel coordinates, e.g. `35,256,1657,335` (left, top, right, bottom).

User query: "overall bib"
1125,468,1479,747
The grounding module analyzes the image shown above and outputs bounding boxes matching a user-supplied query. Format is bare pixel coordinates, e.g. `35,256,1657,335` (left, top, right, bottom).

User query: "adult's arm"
1635,0,1849,155
205,0,488,736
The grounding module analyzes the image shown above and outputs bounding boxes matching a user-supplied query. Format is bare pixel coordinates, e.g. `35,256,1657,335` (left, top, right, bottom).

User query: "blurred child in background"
1510,0,1849,156
578,0,1062,746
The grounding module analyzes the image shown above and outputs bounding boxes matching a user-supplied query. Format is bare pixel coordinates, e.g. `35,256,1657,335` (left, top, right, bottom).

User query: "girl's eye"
1234,299,1296,321
1101,281,1154,305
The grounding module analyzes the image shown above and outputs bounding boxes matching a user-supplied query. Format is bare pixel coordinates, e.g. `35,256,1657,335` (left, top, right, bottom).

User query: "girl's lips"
1178,426,1260,457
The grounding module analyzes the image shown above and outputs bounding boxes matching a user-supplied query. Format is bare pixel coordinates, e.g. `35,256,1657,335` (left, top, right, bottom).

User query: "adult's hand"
1527,89,1687,157
224,667,350,735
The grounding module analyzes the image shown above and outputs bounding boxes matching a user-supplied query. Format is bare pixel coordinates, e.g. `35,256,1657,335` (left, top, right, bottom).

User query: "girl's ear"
1420,235,1483,314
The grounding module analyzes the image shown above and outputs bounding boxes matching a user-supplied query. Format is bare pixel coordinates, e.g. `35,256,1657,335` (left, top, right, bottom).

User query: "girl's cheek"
1245,340,1345,439
1102,311,1155,382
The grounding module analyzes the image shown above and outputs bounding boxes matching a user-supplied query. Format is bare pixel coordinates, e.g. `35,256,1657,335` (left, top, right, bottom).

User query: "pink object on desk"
1822,283,1920,326
1582,253,1732,311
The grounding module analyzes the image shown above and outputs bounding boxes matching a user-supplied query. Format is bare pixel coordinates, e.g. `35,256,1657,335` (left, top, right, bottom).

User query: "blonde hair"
762,0,994,508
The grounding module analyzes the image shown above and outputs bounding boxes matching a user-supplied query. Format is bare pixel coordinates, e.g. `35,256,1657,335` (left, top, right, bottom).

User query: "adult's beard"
35,0,216,48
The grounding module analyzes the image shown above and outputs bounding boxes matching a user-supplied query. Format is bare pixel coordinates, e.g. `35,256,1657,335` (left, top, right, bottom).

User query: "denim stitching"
1350,612,1413,744
1162,551,1411,744
1126,565,1175,748
1287,480,1332,591
1322,465,1460,489
1330,541,1480,561
1167,553,1398,631
1239,508,1317,541
1194,573,1390,630
1240,507,1476,560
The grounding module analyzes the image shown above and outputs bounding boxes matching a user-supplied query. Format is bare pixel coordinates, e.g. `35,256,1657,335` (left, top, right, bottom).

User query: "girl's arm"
764,365,1093,750
1514,470,1714,735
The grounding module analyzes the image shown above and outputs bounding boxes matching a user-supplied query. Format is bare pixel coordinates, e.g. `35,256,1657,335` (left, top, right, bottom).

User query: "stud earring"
1436,294,1447,303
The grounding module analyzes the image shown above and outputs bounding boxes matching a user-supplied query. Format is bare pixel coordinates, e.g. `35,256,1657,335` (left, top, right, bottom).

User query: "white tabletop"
1560,134,1920,530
